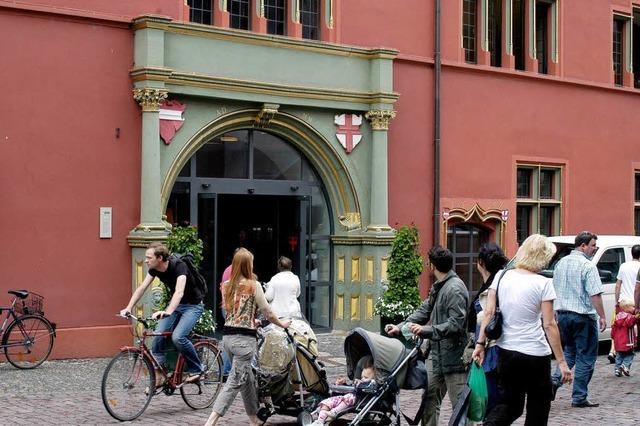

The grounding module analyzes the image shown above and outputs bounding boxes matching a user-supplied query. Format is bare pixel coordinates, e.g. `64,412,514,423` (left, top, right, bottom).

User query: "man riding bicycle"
120,242,204,384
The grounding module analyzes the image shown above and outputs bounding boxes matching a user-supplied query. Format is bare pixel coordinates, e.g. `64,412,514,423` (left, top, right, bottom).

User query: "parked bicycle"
0,290,56,369
101,313,223,421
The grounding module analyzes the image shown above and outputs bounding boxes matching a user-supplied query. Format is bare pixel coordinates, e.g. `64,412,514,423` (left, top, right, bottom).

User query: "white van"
543,235,640,341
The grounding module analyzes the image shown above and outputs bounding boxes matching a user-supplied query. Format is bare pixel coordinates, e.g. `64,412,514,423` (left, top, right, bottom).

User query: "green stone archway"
161,108,361,228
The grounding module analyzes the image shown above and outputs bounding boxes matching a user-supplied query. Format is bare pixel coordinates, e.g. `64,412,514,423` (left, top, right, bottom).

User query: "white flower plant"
374,225,424,321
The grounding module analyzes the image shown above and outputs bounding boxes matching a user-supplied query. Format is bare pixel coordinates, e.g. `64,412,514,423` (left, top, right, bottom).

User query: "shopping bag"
467,362,488,422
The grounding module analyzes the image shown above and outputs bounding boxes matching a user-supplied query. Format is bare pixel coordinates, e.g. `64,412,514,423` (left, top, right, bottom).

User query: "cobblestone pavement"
1,332,638,425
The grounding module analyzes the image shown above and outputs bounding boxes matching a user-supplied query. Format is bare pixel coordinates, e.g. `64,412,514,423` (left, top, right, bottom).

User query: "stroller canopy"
344,328,409,386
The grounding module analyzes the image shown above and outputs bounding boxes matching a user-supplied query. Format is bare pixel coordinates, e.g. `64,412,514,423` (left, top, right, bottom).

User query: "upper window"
613,17,625,86
229,0,250,30
265,0,286,36
463,0,478,64
535,1,551,74
188,0,213,25
516,165,562,244
488,0,502,67
634,9,640,88
513,0,526,70
301,0,320,40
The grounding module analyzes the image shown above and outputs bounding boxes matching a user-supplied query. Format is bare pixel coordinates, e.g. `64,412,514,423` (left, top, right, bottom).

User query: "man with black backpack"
120,242,206,384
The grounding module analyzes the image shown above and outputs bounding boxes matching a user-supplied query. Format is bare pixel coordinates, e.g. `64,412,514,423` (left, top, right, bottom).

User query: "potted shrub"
374,225,423,335
151,225,216,335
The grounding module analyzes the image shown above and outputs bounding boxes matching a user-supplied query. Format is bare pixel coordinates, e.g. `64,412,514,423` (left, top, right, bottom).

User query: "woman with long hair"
472,234,572,425
206,248,291,426
471,242,508,416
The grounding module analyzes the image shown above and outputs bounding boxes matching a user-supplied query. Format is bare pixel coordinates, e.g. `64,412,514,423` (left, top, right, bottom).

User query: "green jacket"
401,270,469,375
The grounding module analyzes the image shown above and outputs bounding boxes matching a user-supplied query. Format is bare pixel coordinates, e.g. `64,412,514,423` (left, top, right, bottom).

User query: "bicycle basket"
16,292,44,316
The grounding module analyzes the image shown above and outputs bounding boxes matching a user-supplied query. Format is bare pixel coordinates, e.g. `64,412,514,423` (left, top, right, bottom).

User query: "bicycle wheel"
180,340,223,409
101,350,155,421
3,314,54,369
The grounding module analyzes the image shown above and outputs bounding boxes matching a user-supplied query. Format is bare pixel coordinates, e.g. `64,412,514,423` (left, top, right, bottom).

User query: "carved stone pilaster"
133,88,168,112
365,109,396,131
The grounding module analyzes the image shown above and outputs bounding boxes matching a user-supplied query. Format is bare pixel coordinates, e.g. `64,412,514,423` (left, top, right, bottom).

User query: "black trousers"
483,348,552,426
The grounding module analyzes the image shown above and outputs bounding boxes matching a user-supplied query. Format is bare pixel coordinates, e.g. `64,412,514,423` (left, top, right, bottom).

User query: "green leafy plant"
166,226,204,266
374,225,424,319
151,225,215,334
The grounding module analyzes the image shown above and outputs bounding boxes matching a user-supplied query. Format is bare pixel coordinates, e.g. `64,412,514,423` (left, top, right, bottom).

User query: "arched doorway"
165,129,333,329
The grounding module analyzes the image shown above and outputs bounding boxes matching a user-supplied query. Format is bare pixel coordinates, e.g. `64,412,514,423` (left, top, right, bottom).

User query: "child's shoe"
614,369,622,377
621,365,631,376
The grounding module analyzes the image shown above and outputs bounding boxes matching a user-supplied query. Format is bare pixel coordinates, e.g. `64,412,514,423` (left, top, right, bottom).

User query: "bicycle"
101,313,223,421
0,290,56,369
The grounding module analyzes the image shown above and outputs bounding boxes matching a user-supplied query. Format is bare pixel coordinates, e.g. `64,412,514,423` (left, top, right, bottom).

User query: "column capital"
133,88,168,112
365,109,396,131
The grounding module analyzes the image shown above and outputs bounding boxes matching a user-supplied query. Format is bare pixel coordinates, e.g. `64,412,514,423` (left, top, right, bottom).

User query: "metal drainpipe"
433,0,441,247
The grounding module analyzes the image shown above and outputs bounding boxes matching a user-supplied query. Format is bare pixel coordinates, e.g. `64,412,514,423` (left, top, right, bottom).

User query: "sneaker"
607,353,616,364
185,372,204,384
572,400,600,408
620,365,630,376
615,369,622,377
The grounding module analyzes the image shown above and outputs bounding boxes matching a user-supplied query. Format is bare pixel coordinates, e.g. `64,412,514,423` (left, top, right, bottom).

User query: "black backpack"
175,253,208,297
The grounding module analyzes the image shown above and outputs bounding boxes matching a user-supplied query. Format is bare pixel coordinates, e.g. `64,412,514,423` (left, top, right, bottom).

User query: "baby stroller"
328,327,428,426
254,318,330,425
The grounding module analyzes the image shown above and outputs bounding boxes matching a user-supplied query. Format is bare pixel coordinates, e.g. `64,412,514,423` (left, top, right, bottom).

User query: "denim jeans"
551,311,598,404
152,303,204,374
615,350,635,371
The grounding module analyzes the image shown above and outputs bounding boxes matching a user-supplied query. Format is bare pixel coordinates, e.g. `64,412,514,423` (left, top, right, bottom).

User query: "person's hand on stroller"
409,322,433,338
279,318,291,329
384,324,400,335
335,376,348,385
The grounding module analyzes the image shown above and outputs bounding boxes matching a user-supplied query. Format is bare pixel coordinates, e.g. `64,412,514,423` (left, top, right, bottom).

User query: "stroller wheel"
257,407,271,422
296,410,314,426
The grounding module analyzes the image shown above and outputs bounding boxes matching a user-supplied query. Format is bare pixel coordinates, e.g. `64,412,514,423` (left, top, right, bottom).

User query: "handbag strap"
493,269,510,308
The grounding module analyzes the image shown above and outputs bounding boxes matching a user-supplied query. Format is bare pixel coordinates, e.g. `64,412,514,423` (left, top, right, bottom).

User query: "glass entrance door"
167,128,333,329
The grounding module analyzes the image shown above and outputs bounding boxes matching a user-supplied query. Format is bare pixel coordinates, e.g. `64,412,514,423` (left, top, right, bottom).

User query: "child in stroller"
311,357,377,425
324,328,428,426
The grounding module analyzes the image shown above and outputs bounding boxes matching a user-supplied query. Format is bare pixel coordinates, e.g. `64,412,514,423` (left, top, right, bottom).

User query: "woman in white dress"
265,256,302,318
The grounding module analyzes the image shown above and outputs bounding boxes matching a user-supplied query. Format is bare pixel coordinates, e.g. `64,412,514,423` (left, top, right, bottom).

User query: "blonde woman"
472,234,572,425
206,248,290,426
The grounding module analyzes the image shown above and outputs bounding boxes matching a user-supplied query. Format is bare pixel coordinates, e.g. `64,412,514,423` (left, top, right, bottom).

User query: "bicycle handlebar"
117,313,152,330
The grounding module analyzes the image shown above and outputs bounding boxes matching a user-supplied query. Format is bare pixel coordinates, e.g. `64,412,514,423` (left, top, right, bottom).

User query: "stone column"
365,109,396,233
132,87,168,230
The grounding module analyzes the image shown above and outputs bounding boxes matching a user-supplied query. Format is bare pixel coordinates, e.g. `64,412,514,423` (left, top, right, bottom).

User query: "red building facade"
2,0,640,358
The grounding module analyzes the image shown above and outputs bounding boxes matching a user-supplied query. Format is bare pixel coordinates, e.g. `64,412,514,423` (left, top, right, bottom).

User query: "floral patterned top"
222,279,269,335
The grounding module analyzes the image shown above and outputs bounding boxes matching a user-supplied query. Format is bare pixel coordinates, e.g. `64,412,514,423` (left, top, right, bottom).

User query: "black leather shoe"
572,400,600,408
